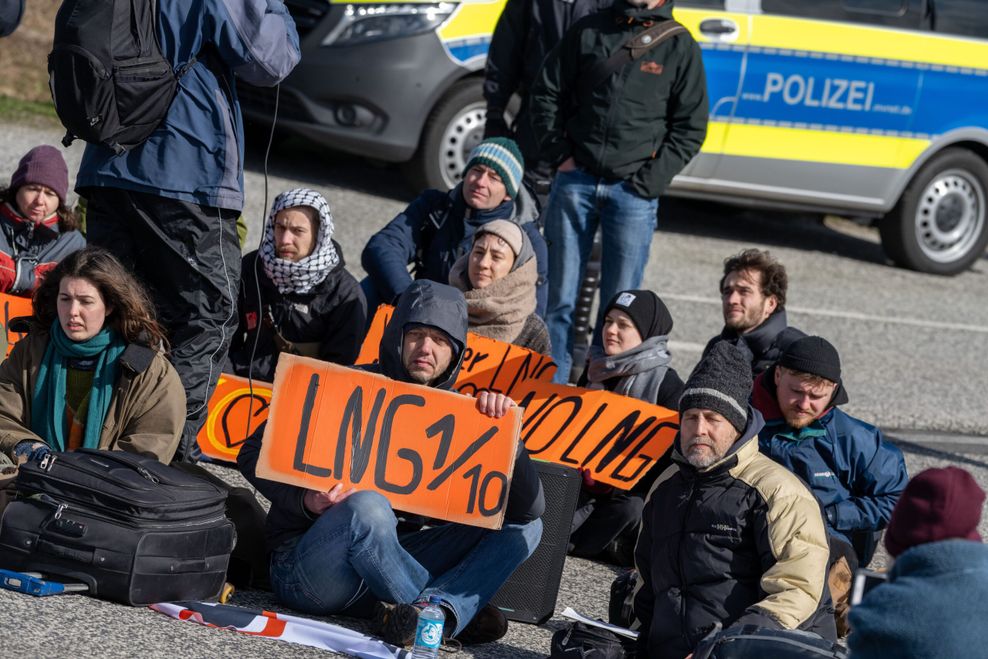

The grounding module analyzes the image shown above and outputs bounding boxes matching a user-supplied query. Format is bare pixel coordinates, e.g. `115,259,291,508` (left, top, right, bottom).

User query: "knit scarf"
31,322,126,451
449,255,538,344
260,188,340,294
585,335,672,403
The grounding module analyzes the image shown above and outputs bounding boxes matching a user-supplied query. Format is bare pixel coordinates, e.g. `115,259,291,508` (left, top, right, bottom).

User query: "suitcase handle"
37,539,95,565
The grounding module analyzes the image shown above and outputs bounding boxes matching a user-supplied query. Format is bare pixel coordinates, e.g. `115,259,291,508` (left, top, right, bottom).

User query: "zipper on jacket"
31,493,227,530
678,475,697,649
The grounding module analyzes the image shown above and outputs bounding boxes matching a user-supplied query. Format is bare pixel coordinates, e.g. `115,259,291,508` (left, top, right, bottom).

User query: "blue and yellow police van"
240,0,988,274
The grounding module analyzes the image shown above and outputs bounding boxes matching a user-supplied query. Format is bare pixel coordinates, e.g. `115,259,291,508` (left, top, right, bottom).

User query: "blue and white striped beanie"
464,137,525,199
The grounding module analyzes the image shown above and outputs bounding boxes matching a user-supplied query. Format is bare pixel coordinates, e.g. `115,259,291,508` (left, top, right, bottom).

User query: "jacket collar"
719,307,790,356
1,202,60,238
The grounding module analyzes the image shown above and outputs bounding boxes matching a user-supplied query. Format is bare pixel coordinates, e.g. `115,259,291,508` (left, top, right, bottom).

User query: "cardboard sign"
508,380,679,490
256,356,520,529
0,292,32,356
356,304,558,390
197,374,273,462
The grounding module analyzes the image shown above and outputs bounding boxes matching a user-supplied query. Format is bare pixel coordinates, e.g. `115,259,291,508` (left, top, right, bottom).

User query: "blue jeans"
269,491,543,635
544,168,659,382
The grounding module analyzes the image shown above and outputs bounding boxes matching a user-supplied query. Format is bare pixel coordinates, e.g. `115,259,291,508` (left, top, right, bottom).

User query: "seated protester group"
238,280,544,647
752,335,908,569
0,247,185,468
635,342,835,659
570,290,684,565
704,248,804,376
361,137,549,316
228,188,366,381
849,467,988,659
448,219,550,354
0,145,85,296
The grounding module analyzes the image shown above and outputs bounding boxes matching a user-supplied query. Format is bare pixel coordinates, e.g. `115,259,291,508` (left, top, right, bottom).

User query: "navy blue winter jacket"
362,184,548,315
76,0,300,211
752,369,908,546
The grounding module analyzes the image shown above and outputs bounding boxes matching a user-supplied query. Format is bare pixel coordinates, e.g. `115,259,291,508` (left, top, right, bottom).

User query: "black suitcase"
0,449,236,605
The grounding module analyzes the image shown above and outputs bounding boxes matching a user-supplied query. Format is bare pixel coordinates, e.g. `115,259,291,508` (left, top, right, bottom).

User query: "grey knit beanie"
680,342,752,433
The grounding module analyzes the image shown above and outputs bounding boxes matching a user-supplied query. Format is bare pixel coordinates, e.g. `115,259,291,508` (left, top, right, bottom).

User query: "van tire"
405,79,488,192
880,148,988,275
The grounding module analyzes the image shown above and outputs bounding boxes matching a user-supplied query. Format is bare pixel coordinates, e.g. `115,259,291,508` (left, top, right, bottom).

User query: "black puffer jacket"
703,308,806,377
528,0,708,198
228,245,366,382
238,280,544,552
634,409,835,658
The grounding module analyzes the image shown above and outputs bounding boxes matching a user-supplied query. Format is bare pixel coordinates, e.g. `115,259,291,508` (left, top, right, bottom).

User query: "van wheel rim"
915,169,986,264
438,103,486,189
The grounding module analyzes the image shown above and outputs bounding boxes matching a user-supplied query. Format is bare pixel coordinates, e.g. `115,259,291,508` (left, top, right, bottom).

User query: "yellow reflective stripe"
748,14,988,72
437,0,506,40
705,121,930,169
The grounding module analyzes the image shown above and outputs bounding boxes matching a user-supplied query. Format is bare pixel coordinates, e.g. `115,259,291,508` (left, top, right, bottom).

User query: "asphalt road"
1,121,987,657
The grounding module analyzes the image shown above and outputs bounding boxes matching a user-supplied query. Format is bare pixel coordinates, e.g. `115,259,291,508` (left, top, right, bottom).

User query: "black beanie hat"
604,290,673,340
778,335,849,406
680,342,752,433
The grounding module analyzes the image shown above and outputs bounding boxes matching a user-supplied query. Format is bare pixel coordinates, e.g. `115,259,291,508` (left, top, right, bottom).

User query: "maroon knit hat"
9,145,69,205
884,466,985,557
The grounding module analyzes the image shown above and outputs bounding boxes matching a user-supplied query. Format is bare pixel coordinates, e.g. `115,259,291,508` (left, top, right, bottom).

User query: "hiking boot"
453,603,508,646
372,601,420,647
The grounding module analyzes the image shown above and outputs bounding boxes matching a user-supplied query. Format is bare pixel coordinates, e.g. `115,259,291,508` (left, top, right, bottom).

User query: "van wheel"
406,79,488,192
880,148,988,275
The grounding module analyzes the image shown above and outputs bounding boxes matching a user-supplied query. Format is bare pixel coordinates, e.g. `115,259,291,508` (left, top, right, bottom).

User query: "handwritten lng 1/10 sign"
256,356,521,530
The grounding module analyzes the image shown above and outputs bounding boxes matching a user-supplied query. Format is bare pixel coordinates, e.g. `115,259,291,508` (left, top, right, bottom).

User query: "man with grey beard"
633,342,835,659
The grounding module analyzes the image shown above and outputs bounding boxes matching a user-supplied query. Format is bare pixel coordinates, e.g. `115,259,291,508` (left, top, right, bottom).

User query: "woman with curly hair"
0,246,185,467
0,145,85,296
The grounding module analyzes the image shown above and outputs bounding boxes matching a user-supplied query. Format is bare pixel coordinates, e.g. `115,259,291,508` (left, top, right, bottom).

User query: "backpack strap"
578,20,689,99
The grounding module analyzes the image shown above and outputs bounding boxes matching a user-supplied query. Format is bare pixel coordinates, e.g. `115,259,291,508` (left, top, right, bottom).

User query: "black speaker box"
491,460,581,624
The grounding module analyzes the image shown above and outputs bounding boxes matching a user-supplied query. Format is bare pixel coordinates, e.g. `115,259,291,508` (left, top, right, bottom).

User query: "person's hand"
12,440,51,466
557,157,577,173
475,390,516,418
303,483,356,515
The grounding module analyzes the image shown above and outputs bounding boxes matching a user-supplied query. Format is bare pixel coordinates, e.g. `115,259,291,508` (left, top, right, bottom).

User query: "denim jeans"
269,491,543,635
543,168,658,382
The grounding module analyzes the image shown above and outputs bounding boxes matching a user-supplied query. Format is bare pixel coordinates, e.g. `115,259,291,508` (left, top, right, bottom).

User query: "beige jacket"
0,329,185,463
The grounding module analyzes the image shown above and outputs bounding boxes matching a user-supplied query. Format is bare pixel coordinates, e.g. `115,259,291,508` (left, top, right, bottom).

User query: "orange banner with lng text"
256,356,521,529
1,292,32,356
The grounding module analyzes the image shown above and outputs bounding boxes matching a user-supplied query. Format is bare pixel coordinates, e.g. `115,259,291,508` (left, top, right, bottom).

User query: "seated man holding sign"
634,342,836,659
238,280,544,648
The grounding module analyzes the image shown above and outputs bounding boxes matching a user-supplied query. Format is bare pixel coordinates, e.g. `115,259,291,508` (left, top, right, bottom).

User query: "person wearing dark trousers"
77,0,300,461
571,289,683,565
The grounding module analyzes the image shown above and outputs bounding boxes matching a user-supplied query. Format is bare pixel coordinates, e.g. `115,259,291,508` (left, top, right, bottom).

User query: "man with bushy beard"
753,336,908,568
633,342,834,659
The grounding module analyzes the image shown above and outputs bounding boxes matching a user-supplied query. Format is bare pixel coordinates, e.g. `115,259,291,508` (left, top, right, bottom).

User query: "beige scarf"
449,255,538,344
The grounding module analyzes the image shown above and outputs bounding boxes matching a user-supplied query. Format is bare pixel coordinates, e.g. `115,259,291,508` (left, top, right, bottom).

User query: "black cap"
680,342,752,433
603,290,673,340
778,336,849,405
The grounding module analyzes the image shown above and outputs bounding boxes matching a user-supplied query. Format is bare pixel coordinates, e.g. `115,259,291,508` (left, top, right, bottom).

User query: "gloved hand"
12,440,51,466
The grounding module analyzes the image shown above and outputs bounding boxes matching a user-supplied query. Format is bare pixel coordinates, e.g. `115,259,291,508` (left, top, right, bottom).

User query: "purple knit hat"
9,145,69,205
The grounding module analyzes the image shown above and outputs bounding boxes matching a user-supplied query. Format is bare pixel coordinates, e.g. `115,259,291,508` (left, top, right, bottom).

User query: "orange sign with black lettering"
0,292,32,356
196,374,272,462
256,355,520,529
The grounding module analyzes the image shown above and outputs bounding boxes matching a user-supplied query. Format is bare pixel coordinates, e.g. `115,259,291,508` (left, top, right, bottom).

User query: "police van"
240,0,988,275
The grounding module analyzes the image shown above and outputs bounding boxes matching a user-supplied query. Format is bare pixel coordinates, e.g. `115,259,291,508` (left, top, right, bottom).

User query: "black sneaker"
372,601,420,647
454,603,508,646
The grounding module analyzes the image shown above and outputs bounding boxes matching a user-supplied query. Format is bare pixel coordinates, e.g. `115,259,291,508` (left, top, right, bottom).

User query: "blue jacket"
362,183,549,315
752,371,908,546
76,0,300,211
848,540,988,658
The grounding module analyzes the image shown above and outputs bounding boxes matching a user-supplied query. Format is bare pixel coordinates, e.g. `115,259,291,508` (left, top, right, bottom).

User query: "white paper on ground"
560,606,639,640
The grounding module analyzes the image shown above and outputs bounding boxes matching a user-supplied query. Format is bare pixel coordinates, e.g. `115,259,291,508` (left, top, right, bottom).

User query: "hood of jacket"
378,279,467,390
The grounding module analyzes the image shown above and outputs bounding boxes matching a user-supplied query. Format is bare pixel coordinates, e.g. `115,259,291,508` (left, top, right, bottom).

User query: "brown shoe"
454,603,508,646
372,601,420,647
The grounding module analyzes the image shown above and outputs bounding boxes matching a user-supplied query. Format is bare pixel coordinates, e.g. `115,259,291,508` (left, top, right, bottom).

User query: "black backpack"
48,0,190,154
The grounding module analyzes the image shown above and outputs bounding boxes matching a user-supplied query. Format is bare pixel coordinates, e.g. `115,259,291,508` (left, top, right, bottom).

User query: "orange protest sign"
256,355,520,529
357,304,557,390
0,292,32,356
509,379,679,490
196,374,272,462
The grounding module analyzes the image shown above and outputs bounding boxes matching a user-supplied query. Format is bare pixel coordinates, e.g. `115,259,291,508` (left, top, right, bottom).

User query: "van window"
679,0,726,7
762,0,924,29
932,0,988,39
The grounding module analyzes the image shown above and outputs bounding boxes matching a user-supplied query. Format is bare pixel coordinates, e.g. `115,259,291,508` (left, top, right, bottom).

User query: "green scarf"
31,322,126,451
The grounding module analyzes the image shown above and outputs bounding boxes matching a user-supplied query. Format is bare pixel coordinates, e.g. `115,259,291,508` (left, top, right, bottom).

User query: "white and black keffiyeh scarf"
260,188,340,294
